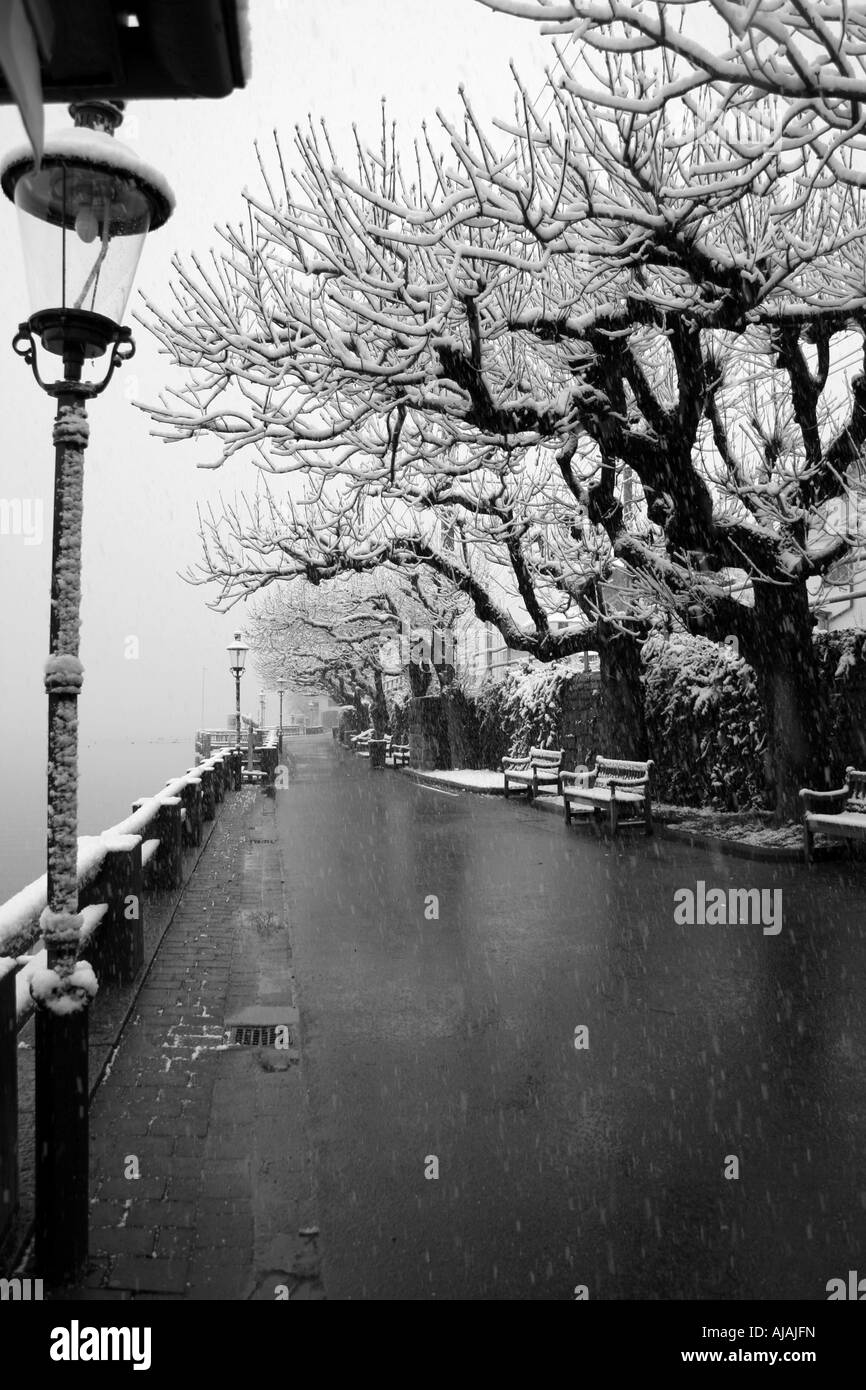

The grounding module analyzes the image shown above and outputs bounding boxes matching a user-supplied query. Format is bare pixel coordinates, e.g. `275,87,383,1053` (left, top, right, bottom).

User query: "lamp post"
1,98,173,1283
276,677,287,755
227,630,248,765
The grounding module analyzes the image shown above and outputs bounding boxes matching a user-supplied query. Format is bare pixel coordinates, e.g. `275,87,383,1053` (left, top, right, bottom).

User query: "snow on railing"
0,744,241,1252
14,902,109,1025
0,749,234,961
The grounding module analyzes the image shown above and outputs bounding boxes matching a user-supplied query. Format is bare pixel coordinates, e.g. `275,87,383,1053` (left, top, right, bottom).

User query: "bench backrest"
595,756,653,788
529,747,563,769
845,766,866,812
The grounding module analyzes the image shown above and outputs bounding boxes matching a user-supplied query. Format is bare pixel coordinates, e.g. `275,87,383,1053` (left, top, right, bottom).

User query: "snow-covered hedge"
813,629,866,773
642,631,766,810
389,695,411,743
439,661,573,769
399,630,866,807
451,640,766,806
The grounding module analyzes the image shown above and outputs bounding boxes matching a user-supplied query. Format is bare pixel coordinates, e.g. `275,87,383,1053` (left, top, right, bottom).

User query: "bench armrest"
800,785,849,812
560,770,598,789
800,783,850,811
502,756,530,770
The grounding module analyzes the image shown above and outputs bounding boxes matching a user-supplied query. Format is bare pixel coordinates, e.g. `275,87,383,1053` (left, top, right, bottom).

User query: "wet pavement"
278,738,866,1301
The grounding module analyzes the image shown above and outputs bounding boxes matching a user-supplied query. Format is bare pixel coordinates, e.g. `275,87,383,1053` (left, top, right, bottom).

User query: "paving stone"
185,1270,248,1299
193,1215,254,1247
194,1197,254,1220
50,1288,133,1301
171,1136,209,1157
154,1228,195,1260
106,1257,190,1295
126,1200,195,1229
88,1200,130,1228
95,1177,167,1201
288,1279,327,1300
91,1227,156,1258
188,1245,247,1268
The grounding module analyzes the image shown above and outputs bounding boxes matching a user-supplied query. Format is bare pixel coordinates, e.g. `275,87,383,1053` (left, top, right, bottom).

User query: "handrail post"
260,747,278,786
179,779,202,847
149,798,183,890
78,839,144,985
199,766,215,820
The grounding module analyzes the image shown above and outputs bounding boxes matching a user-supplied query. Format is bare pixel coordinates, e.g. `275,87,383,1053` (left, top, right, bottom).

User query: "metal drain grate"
233,1024,286,1047
225,1006,299,1050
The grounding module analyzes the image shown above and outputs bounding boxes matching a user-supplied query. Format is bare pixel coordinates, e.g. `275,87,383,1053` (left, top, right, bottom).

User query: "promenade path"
44,734,866,1301
57,783,323,1301
277,738,866,1301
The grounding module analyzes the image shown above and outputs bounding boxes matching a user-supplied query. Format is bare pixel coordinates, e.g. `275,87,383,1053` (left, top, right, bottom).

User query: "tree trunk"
747,584,829,821
371,670,389,737
596,627,648,761
352,688,369,730
407,659,433,697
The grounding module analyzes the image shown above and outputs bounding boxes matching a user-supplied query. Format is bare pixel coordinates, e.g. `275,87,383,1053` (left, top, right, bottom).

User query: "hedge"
387,628,866,811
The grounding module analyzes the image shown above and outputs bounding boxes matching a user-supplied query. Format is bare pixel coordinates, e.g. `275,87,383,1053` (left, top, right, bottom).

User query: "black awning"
0,0,248,105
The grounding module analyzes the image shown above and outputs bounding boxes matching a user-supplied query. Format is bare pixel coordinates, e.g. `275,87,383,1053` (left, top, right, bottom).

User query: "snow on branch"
140,49,866,676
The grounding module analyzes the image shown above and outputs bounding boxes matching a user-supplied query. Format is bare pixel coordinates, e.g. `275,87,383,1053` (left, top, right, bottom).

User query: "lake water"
0,735,195,904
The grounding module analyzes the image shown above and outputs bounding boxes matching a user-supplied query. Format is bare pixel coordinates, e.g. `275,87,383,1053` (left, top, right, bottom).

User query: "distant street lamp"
276,677,287,751
227,631,249,759
1,97,173,1284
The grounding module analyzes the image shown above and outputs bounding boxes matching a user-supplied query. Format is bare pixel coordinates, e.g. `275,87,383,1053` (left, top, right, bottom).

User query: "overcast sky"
0,0,556,745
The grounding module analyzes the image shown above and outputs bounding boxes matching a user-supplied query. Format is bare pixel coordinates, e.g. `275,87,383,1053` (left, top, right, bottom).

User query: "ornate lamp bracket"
12,317,135,398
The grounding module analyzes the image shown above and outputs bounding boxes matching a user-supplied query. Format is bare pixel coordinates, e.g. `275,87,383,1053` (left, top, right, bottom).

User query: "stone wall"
408,696,452,770
559,672,604,772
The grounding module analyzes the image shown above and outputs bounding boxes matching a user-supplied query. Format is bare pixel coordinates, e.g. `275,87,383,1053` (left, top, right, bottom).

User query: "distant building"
813,555,866,633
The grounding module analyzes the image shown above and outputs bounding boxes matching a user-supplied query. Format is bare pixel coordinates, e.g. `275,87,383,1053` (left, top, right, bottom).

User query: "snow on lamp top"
0,102,174,332
227,631,249,673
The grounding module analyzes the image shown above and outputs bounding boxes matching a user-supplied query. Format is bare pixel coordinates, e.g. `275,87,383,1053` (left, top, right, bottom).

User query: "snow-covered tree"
139,114,660,755
427,57,866,813
475,1,866,183
140,56,866,812
249,567,468,729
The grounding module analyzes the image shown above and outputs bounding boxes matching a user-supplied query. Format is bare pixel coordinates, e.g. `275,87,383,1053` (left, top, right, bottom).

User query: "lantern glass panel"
14,160,151,324
228,637,248,673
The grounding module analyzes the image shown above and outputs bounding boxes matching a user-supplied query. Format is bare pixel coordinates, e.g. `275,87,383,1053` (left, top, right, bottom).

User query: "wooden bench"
502,747,564,800
350,728,373,754
561,756,654,835
387,739,411,766
801,767,866,863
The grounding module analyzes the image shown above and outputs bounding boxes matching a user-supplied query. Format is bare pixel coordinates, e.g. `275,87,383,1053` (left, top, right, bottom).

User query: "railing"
195,727,280,760
0,746,245,1258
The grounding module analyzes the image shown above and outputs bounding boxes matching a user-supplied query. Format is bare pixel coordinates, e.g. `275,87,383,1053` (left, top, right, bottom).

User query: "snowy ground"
408,768,504,791
657,803,801,848
406,771,805,849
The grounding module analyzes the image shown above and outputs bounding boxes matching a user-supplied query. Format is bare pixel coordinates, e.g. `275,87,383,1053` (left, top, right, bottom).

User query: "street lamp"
276,677,287,753
227,630,248,759
1,98,173,1283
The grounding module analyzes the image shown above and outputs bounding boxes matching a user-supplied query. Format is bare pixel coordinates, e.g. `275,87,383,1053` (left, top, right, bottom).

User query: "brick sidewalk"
59,786,323,1301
